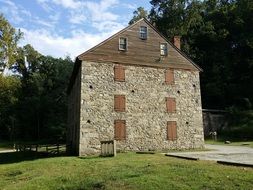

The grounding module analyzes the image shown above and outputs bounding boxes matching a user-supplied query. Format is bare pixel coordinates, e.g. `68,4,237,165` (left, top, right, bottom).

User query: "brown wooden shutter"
166,97,176,113
165,69,174,84
114,65,125,82
167,121,177,140
114,120,126,140
114,95,125,112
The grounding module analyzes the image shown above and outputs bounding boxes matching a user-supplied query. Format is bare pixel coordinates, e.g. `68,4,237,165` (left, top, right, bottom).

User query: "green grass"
205,139,253,148
0,152,252,190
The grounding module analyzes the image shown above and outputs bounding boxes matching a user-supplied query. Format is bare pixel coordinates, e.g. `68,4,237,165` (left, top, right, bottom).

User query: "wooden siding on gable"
78,19,200,71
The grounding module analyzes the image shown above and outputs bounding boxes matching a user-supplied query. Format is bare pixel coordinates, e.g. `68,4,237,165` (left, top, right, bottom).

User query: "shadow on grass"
0,151,66,164
78,155,116,160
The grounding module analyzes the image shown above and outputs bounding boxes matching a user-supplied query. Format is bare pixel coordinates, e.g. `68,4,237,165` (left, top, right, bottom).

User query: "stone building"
67,18,204,156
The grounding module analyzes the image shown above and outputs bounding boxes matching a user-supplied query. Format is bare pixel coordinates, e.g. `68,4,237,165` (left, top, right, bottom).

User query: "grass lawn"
0,152,252,190
205,139,253,148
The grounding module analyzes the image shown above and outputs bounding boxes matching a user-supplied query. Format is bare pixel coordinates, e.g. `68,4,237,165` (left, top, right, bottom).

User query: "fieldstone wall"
79,61,204,156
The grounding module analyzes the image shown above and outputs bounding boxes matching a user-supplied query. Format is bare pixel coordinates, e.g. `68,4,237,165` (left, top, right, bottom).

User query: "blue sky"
0,0,151,58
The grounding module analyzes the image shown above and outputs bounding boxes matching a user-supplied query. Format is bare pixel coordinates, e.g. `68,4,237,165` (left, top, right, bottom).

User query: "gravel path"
166,144,253,165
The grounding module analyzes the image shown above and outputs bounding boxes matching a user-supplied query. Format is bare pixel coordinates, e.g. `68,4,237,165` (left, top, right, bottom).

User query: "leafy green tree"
149,0,253,109
129,7,149,25
33,55,74,141
12,45,74,141
149,0,188,38
0,14,23,72
0,15,74,142
0,75,21,140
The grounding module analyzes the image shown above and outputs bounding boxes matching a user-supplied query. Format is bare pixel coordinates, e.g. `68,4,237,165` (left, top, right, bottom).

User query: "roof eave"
78,17,203,72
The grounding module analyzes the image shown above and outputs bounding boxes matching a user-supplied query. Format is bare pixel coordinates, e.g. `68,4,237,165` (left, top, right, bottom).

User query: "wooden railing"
15,144,67,156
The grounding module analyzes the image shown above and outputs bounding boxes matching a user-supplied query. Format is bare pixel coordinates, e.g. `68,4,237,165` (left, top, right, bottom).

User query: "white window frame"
119,37,127,51
139,26,147,40
160,43,168,56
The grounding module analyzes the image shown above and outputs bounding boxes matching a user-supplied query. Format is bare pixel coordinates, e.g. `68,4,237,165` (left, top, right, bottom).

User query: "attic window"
160,43,168,56
119,37,127,51
139,26,147,39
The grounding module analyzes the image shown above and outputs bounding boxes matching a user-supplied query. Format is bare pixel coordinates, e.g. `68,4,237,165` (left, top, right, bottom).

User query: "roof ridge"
78,17,202,72
77,18,145,59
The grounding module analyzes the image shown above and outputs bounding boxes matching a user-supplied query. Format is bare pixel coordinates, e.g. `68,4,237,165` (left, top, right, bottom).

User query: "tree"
0,15,74,142
0,14,23,72
149,0,188,38
129,7,148,25
149,0,253,109
0,42,74,142
0,75,21,140
12,45,74,141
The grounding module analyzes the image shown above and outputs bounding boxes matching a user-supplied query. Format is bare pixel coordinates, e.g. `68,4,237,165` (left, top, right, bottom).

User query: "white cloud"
0,0,31,24
20,9,32,17
19,28,122,59
0,0,15,7
92,21,124,32
0,0,147,61
122,3,137,10
37,0,119,24
37,0,81,9
36,0,53,12
0,0,134,59
52,0,82,9
33,17,55,28
83,0,119,22
49,12,61,23
69,11,86,24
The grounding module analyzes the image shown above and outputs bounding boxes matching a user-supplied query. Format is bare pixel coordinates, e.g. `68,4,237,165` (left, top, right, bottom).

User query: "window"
114,120,126,140
114,65,125,82
160,43,168,56
140,26,147,39
114,95,126,112
167,121,177,141
119,37,127,51
166,97,176,113
165,69,174,84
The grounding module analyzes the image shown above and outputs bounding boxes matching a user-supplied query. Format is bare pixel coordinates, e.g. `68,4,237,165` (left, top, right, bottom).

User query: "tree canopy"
148,0,253,109
1,0,253,142
0,14,23,72
0,15,74,142
128,7,149,25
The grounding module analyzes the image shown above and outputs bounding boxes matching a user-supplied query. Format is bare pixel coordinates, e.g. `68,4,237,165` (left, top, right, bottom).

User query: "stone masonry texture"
75,61,204,156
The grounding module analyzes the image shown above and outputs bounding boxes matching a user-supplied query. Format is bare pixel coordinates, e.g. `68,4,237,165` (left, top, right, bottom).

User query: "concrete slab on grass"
165,154,199,160
166,144,253,167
